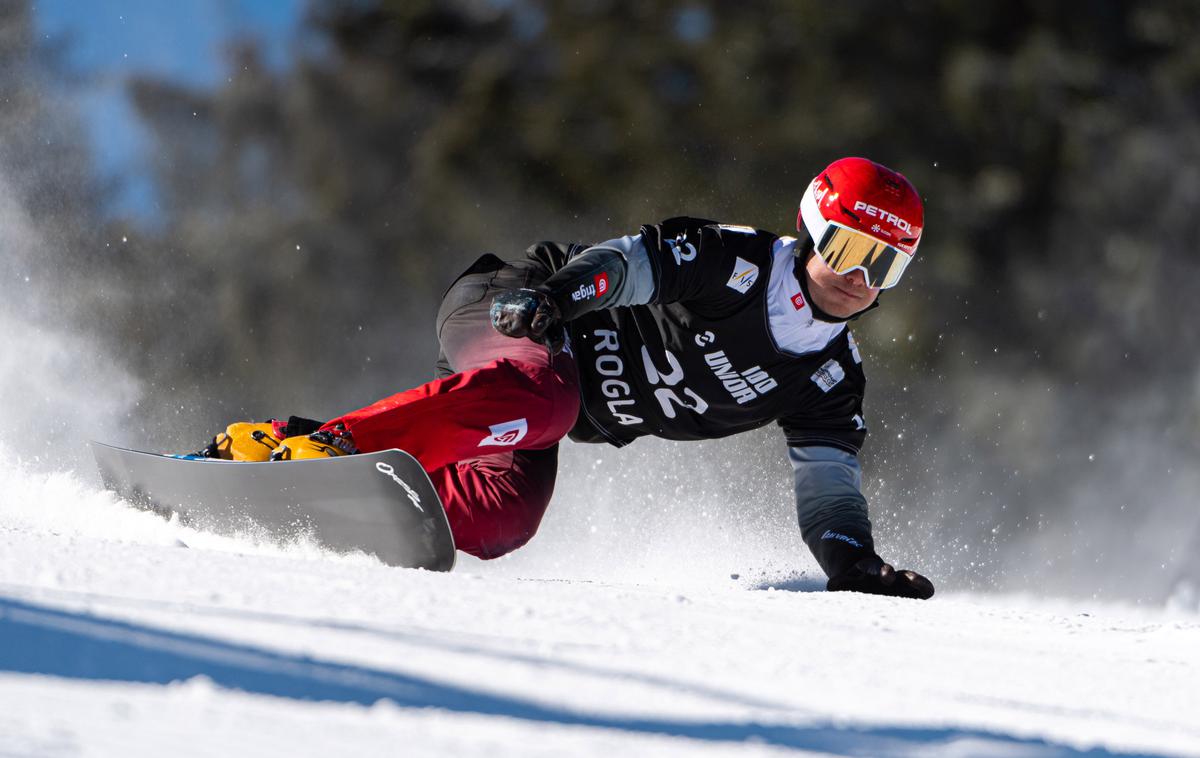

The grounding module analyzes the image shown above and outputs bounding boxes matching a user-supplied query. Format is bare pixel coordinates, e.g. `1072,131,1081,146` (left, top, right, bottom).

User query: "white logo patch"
726,257,758,294
811,359,845,393
478,418,529,447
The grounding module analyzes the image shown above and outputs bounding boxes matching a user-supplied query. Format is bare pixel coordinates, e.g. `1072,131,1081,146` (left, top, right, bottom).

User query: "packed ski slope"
1,453,1199,758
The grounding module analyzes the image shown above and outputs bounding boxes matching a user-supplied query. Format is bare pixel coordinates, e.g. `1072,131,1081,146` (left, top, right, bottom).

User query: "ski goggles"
815,222,913,289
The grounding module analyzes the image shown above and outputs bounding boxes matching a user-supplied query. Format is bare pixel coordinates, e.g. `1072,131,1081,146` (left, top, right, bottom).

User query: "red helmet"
797,157,924,288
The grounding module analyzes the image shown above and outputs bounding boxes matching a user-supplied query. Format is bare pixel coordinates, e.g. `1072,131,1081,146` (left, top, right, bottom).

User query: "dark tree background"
3,0,1198,596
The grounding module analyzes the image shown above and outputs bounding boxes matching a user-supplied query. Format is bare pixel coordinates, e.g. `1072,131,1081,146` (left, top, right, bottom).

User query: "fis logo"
853,200,913,234
790,291,806,310
478,418,529,447
726,257,758,294
570,273,610,303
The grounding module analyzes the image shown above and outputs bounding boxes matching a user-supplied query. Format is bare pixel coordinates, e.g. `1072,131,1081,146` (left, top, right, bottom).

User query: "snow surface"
1,453,1199,758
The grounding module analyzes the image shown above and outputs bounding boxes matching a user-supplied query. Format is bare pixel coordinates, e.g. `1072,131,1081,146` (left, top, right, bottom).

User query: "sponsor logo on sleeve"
790,291,806,310
821,529,863,548
810,359,845,392
726,257,758,294
478,418,529,447
573,272,610,302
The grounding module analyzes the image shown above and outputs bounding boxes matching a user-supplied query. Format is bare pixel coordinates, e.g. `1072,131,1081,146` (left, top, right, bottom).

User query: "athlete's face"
804,251,881,318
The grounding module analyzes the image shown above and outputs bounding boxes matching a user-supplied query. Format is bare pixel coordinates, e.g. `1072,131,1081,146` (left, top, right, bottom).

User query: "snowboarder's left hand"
827,554,935,600
490,288,565,352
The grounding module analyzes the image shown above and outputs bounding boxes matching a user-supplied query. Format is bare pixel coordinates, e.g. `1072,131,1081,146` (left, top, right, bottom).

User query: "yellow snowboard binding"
203,422,281,462
199,416,329,461
269,425,357,461
269,433,348,460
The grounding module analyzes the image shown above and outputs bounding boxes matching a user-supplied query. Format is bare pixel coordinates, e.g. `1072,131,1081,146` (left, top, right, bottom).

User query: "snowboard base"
91,442,455,571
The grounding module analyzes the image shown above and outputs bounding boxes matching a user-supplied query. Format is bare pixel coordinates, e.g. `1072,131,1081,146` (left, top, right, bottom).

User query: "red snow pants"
324,255,579,559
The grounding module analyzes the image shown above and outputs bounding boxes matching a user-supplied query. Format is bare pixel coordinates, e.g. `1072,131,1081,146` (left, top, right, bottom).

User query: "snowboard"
90,442,456,571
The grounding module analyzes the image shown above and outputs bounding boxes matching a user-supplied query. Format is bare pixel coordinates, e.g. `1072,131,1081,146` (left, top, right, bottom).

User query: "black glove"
827,554,935,600
490,288,565,353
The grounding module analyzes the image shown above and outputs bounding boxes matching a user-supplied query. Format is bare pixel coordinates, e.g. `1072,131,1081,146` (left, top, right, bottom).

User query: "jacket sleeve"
536,217,774,321
790,445,877,578
536,233,656,321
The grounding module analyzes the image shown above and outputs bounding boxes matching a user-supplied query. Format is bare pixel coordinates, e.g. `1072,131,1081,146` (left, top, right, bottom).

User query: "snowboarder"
205,156,935,599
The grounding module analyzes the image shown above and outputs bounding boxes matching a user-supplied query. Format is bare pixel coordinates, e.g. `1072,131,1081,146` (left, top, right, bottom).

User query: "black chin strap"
791,238,881,323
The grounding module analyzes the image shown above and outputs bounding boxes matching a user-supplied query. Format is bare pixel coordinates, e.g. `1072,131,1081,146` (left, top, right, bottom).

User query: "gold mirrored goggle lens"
817,224,912,289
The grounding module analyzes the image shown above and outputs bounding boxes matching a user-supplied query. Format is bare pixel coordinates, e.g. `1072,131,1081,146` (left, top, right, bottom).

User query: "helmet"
797,157,924,288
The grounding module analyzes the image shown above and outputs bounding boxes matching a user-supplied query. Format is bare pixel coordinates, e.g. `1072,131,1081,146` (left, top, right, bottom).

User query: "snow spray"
0,175,140,472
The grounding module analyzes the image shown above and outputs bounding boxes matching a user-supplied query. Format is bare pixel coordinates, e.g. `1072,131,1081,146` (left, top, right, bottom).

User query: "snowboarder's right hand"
490,288,565,353
827,554,935,600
